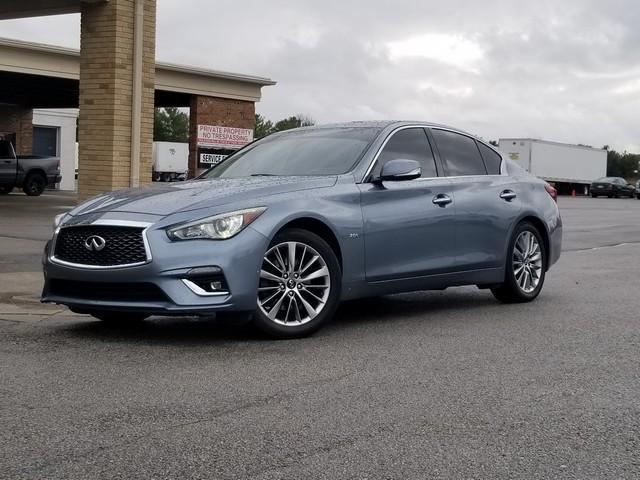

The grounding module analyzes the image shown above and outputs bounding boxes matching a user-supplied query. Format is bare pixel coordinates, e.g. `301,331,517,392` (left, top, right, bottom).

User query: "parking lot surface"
1,192,639,479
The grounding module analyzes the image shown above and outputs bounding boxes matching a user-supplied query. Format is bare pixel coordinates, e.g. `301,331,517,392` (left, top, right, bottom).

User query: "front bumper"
42,223,270,315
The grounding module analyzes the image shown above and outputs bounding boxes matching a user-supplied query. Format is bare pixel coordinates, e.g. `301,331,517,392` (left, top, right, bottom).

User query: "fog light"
182,268,229,297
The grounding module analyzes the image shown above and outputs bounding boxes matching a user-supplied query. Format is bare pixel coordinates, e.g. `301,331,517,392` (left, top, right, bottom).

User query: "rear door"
359,127,456,281
429,128,522,271
0,141,16,186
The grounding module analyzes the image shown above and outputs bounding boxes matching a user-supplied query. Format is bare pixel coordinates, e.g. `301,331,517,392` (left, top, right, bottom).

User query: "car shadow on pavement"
333,289,497,326
57,288,499,345
59,315,265,346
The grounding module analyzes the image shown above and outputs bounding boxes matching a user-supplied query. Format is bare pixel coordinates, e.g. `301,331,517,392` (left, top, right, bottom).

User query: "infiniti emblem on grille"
84,235,107,252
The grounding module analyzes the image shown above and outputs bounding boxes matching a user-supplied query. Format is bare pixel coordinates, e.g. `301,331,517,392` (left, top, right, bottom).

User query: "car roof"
284,120,483,140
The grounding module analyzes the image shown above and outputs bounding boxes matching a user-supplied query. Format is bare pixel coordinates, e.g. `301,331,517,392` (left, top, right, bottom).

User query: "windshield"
201,127,381,178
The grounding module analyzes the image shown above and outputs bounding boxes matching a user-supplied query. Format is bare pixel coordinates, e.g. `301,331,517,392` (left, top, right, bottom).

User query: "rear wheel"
90,311,149,323
253,228,341,338
492,222,546,304
22,173,47,196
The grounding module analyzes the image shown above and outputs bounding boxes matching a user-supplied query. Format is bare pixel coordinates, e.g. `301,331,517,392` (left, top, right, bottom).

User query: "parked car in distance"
42,121,562,338
590,177,635,198
0,140,61,196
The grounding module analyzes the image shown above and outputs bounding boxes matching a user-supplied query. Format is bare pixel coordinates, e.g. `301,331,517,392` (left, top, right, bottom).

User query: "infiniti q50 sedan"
42,121,562,338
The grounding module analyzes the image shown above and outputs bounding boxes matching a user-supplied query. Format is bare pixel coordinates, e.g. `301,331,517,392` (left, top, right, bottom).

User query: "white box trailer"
152,141,188,181
497,138,607,195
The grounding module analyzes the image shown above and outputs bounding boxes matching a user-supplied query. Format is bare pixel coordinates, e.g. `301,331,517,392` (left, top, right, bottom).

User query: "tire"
0,185,12,195
90,311,149,323
252,228,341,338
637,195,640,200
491,222,546,304
22,173,47,196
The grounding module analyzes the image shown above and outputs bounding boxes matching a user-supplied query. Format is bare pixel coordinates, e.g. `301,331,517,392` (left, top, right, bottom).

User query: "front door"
0,140,16,186
359,127,456,281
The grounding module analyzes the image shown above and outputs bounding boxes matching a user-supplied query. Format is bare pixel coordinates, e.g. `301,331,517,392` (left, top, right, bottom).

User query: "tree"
254,114,274,139
606,148,640,180
253,114,315,139
154,107,189,142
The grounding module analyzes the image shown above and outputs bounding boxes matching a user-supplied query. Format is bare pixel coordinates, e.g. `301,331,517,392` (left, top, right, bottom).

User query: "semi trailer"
498,138,607,195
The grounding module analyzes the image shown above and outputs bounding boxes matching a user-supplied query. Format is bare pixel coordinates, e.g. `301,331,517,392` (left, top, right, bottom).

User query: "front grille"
53,225,148,267
48,279,167,303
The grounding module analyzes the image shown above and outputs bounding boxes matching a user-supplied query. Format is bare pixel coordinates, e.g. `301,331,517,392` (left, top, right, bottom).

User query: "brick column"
188,96,255,178
78,0,156,200
17,108,33,155
0,106,32,155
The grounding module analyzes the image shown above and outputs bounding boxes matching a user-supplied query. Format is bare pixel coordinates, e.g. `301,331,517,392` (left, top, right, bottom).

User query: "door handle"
2,160,12,164
432,194,452,206
500,190,517,201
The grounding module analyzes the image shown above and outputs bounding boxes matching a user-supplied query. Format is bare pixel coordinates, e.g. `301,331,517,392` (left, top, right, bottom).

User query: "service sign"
200,153,227,165
197,125,253,149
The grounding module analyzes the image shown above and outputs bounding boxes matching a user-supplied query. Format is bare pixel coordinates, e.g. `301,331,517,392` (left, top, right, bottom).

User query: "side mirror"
377,159,421,182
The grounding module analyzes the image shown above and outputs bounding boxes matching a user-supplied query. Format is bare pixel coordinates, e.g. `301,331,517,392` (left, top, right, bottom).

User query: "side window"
477,142,502,175
431,129,487,176
0,141,13,158
374,128,437,178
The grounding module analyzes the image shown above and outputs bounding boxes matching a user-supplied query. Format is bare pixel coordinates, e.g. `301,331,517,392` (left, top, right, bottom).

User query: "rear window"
431,129,487,176
477,142,502,175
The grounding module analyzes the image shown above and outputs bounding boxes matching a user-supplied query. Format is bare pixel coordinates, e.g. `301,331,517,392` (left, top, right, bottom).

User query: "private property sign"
197,125,253,149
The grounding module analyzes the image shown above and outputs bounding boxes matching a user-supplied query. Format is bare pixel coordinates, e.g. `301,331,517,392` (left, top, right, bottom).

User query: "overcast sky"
1,0,639,151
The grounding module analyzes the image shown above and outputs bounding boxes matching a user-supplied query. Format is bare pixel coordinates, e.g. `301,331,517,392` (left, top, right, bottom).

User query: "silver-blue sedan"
42,121,562,338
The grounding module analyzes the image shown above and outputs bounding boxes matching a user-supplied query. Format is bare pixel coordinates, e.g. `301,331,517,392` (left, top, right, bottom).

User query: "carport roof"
0,37,276,108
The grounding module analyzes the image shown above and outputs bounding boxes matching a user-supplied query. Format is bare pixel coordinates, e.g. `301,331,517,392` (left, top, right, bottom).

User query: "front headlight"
166,207,266,241
53,213,68,231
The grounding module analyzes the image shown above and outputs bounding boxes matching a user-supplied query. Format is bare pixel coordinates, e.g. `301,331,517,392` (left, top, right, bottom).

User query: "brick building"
0,0,275,199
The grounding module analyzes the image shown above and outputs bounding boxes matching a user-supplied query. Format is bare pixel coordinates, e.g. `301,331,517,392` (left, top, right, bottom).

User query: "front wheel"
253,229,341,338
492,222,546,303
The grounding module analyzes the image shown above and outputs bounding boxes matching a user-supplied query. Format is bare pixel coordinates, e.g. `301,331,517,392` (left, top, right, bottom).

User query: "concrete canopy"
0,0,107,20
0,37,276,109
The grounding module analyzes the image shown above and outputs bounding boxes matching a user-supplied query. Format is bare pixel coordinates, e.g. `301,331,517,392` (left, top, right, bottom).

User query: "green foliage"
154,107,189,142
254,114,315,139
254,114,274,139
605,147,640,181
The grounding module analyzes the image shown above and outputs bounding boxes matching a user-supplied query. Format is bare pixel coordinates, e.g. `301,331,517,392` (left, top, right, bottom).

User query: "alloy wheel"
512,231,543,293
258,241,331,326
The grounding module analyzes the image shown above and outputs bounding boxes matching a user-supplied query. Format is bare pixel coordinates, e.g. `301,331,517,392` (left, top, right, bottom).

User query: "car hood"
69,176,338,216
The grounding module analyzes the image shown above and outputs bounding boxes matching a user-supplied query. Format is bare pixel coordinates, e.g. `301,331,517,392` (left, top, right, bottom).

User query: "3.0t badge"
84,235,106,252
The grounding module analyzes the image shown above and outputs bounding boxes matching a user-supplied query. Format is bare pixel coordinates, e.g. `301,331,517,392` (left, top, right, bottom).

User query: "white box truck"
152,141,188,182
498,138,607,195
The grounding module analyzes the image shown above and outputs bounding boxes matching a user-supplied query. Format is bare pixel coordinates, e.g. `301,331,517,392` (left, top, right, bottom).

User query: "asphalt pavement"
1,191,639,479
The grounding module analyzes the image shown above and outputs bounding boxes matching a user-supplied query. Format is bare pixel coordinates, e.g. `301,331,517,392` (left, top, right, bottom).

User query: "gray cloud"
0,0,638,150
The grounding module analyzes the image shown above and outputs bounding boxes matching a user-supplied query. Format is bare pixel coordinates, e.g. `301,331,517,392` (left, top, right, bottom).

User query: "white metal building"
32,108,78,191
